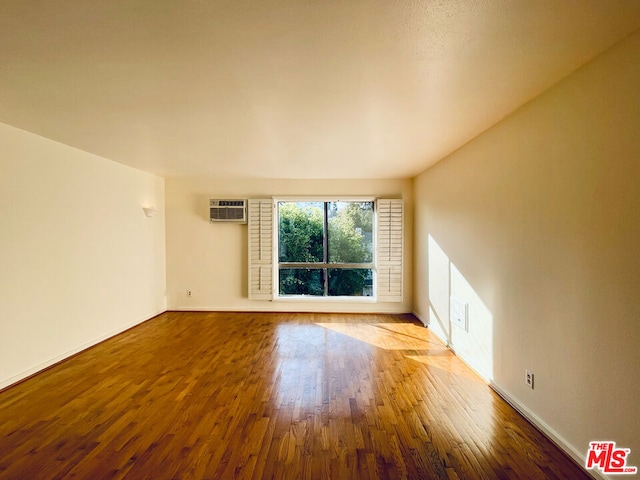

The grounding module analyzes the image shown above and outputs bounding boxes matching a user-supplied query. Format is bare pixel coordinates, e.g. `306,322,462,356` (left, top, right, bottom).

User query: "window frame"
274,197,377,300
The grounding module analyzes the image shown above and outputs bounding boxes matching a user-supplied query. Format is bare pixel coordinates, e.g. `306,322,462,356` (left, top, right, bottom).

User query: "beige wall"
0,123,166,389
165,178,412,313
414,31,640,467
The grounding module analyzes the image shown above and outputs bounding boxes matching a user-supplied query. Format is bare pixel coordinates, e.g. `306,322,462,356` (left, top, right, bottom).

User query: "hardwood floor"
0,312,590,479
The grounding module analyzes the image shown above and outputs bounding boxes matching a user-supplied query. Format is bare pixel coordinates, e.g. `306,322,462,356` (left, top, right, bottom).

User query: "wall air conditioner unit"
209,199,247,223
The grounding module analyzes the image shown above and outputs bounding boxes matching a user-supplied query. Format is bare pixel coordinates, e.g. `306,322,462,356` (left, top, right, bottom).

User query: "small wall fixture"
143,207,159,217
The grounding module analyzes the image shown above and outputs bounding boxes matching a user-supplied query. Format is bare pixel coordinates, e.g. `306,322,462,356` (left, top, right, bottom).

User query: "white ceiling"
1,1,639,179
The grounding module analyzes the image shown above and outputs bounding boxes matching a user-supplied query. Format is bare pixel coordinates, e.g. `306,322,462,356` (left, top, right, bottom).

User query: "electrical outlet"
187,290,192,297
525,370,534,389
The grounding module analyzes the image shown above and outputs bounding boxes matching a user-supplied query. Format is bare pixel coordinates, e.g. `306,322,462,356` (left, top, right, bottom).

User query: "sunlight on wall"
450,262,493,380
428,235,494,381
427,236,450,341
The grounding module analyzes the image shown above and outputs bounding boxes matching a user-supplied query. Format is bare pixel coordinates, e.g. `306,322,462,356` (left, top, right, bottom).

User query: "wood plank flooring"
0,312,590,479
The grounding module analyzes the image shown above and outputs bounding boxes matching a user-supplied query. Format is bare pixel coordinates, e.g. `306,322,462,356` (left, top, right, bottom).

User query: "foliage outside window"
278,201,374,297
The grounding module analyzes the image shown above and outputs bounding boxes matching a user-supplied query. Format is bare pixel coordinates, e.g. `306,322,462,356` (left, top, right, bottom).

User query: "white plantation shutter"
377,199,403,302
248,199,273,300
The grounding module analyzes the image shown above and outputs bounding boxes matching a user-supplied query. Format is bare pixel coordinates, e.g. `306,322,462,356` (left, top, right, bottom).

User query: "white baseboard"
413,310,598,479
413,309,450,345
412,310,428,326
489,382,600,480
172,306,411,314
0,309,166,391
417,311,491,382
0,308,600,479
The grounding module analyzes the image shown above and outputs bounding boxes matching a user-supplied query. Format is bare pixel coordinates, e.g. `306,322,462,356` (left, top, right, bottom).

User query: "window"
277,201,374,297
247,198,403,302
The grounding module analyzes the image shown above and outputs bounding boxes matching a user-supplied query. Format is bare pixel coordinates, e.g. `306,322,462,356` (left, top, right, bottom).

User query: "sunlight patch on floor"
315,322,439,351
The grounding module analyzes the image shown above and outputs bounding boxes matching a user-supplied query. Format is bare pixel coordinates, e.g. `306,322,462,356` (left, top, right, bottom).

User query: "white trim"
489,383,599,479
274,295,377,303
412,310,429,327
248,199,274,300
274,196,376,202
273,198,377,299
171,306,411,314
414,310,488,379
448,345,491,383
0,309,165,391
416,308,597,479
376,198,403,302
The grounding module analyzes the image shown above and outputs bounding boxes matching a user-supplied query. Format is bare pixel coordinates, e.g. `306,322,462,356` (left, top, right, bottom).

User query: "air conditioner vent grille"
209,199,247,223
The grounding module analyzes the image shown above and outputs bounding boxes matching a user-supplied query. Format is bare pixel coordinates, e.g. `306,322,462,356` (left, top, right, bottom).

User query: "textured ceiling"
1,1,640,179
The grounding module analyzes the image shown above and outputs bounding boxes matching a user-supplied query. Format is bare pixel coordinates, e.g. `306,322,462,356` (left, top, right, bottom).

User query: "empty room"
1,1,639,479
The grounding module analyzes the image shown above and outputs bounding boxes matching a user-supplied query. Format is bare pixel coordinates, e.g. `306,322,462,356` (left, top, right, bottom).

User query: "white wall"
0,123,166,389
413,31,640,471
166,177,412,313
